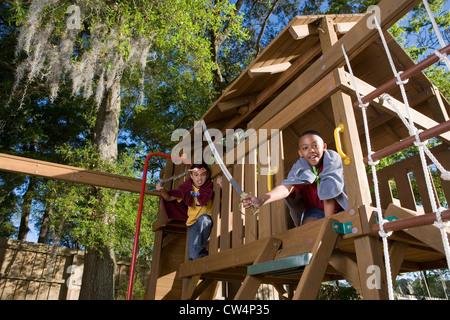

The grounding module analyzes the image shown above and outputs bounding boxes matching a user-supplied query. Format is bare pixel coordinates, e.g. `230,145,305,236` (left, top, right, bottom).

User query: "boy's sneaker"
199,248,209,258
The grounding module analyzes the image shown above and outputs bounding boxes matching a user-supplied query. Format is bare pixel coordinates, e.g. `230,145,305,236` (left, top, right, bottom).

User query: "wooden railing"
370,143,450,214
156,136,289,256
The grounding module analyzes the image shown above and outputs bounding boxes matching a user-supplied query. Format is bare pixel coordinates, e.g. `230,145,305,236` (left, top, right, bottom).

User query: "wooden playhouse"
144,0,450,300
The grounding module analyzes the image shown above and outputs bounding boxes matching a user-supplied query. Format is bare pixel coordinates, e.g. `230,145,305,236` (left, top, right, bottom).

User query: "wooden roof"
202,14,367,131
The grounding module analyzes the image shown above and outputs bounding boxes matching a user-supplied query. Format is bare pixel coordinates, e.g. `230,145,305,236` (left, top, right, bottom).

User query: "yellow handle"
267,167,278,191
334,124,351,165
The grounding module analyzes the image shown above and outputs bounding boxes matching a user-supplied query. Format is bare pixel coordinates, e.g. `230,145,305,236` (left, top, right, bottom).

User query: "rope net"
342,2,450,299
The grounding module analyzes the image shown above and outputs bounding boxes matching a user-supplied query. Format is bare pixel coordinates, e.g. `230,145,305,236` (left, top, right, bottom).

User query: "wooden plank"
377,176,395,210
288,24,318,40
270,130,287,234
434,143,450,203
293,218,339,299
144,230,163,300
181,274,200,300
220,174,232,251
217,96,255,112
209,181,222,253
244,143,258,244
393,170,417,211
234,237,282,300
248,62,292,78
411,165,437,214
257,142,272,239
329,250,361,294
335,22,357,34
388,241,409,283
318,16,339,54
0,153,159,196
232,164,244,248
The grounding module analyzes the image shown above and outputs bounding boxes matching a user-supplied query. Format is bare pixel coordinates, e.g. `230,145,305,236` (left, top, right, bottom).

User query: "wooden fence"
0,238,150,300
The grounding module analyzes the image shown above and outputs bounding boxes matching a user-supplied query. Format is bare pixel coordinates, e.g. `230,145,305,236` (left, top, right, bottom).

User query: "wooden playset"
0,0,449,300
143,0,450,300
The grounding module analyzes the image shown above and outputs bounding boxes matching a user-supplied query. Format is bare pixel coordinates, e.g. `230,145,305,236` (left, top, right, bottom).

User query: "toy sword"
201,120,259,215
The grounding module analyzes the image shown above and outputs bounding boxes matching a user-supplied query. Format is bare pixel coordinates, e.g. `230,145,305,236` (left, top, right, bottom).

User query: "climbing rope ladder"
342,1,450,299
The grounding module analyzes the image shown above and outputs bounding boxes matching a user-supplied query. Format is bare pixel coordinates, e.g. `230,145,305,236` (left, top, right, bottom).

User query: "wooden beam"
388,241,409,284
335,22,357,35
144,230,163,300
248,62,292,78
181,275,201,300
217,96,255,112
289,21,356,40
329,250,361,294
288,24,318,40
0,153,159,196
293,218,339,300
318,16,338,54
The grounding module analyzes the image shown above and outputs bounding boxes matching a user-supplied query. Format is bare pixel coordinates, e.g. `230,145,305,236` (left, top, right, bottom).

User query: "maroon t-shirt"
293,163,342,213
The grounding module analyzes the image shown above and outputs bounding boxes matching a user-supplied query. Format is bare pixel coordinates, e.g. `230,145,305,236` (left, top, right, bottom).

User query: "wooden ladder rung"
246,253,312,277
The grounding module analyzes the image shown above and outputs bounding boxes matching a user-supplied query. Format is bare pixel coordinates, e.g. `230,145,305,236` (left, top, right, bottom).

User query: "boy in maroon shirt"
242,130,348,225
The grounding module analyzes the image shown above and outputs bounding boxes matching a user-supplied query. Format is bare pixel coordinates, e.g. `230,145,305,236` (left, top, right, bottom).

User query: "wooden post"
144,230,163,300
322,11,388,297
293,218,339,299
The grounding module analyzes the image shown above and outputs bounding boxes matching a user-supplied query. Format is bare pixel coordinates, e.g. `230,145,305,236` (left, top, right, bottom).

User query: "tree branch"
255,0,280,56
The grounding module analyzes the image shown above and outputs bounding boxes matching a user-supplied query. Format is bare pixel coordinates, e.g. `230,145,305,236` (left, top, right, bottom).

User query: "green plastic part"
247,253,312,277
332,221,353,234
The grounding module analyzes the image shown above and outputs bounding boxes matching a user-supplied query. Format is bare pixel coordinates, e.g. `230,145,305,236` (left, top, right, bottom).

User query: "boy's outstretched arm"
156,182,181,202
323,198,336,217
242,184,294,210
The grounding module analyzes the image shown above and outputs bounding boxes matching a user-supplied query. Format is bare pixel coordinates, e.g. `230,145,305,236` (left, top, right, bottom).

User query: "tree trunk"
18,176,36,241
92,77,120,163
79,233,117,300
37,204,52,243
79,77,121,300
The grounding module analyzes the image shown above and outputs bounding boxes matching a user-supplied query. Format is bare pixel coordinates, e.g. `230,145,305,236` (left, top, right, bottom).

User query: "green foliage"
395,270,450,299
325,0,380,14
390,0,450,101
318,281,362,300
35,142,158,259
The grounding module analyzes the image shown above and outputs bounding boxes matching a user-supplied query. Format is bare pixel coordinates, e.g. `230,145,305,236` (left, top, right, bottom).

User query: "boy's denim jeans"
187,214,213,260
